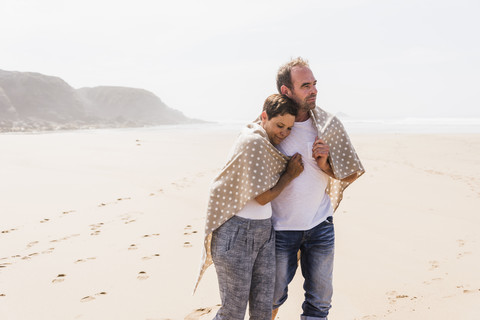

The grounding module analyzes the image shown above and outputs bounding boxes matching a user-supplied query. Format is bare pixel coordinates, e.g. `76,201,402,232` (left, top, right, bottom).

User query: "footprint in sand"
463,289,480,294
80,292,107,302
457,251,472,259
27,241,39,248
171,178,193,190
386,291,397,300
40,218,50,224
184,225,198,236
143,233,161,238
142,254,160,261
117,197,131,201
62,210,76,215
42,248,55,254
137,271,149,280
128,244,138,250
1,228,18,234
81,296,95,302
90,223,104,231
0,294,5,297
423,277,443,285
184,307,213,320
183,225,198,246
50,234,80,243
98,200,119,207
52,274,66,283
75,257,97,264
386,291,407,304
21,253,39,260
121,216,136,224
149,189,164,197
428,260,440,270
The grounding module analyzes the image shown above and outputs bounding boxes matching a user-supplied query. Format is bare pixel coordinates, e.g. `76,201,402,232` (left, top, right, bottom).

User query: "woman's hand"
254,153,303,205
285,153,304,180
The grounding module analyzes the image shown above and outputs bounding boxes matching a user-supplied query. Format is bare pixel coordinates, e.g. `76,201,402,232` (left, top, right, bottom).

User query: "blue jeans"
273,217,335,320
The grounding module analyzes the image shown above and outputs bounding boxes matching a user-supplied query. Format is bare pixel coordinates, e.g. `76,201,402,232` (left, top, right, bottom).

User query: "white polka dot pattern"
194,123,288,292
310,107,365,211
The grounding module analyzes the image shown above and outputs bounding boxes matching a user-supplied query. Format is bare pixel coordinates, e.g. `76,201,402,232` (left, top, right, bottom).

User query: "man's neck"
295,110,311,122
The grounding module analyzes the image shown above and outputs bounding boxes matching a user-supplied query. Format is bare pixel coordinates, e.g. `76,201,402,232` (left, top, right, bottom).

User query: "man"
271,57,364,320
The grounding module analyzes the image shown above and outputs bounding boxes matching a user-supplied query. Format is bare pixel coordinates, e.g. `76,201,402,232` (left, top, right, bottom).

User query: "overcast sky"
1,0,479,121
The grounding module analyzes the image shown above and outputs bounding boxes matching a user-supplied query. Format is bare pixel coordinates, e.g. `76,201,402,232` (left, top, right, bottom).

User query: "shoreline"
2,116,480,136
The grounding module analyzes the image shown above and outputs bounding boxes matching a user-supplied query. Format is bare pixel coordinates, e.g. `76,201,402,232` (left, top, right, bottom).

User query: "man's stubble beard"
300,100,316,113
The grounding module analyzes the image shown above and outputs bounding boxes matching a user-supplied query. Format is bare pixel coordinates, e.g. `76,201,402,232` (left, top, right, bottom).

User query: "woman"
194,94,304,320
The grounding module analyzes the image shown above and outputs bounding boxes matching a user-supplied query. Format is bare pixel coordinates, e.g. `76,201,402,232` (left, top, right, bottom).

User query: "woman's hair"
276,57,310,93
263,94,298,119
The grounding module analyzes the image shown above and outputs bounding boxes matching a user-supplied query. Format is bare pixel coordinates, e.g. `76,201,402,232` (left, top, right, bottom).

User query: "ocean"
341,117,480,134
137,117,480,135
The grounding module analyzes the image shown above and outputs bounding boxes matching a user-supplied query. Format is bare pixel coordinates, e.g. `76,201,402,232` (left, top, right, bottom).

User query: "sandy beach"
1,126,479,320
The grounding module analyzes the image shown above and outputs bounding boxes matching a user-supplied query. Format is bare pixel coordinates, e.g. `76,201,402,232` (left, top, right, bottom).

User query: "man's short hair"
263,94,298,119
276,57,310,93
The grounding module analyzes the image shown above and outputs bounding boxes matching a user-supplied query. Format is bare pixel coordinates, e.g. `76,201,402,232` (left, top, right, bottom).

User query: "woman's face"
261,112,295,145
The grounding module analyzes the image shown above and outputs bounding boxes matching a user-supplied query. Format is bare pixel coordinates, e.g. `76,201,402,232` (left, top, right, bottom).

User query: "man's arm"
313,137,360,182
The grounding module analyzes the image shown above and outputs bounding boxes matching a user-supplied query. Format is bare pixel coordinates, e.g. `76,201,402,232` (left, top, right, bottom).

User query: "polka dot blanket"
310,106,365,210
193,122,288,292
194,107,364,292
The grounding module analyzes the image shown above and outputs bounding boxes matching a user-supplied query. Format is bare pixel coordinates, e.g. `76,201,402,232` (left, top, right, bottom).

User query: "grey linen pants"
211,215,276,320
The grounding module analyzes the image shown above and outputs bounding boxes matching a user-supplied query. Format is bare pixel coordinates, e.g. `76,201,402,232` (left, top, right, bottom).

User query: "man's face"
287,66,317,113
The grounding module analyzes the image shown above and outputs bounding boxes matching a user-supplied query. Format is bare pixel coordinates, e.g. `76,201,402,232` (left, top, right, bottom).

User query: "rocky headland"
0,69,198,132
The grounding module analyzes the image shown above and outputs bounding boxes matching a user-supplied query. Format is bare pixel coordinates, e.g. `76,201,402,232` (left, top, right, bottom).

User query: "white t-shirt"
236,199,272,220
271,117,333,230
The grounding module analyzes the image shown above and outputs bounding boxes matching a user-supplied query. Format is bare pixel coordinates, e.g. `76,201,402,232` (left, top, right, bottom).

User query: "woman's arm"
254,153,304,205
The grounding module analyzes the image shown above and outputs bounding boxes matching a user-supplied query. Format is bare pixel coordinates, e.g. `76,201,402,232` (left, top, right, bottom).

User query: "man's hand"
312,137,329,168
312,137,334,177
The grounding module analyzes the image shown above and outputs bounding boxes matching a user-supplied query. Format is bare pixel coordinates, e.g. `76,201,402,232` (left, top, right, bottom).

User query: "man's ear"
280,85,290,96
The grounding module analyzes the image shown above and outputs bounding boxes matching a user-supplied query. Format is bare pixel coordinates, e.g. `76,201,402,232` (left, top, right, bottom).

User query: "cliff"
0,69,196,132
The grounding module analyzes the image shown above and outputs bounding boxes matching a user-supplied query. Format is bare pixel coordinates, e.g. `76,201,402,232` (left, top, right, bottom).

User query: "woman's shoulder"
239,123,269,144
